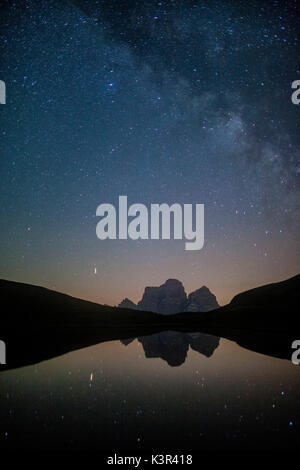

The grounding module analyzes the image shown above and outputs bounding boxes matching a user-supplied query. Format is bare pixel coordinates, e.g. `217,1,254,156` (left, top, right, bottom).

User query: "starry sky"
0,0,299,306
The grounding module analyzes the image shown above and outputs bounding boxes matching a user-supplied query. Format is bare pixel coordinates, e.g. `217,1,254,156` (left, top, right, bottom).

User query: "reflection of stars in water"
1,339,299,449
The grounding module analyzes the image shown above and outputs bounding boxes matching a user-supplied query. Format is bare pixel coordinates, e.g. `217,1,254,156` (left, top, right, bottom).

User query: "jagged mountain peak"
118,279,219,314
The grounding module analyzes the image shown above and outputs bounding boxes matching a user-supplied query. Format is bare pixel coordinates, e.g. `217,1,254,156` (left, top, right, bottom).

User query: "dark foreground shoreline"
0,275,299,370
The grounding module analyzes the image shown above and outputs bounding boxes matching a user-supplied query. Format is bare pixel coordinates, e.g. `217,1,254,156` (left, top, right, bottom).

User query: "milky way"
0,0,299,305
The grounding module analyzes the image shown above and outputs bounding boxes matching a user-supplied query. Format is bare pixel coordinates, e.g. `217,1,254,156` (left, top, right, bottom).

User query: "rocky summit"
117,298,139,310
186,286,219,312
118,279,219,315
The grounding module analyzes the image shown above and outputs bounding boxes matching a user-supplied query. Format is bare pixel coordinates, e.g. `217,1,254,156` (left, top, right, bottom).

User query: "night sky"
0,0,299,306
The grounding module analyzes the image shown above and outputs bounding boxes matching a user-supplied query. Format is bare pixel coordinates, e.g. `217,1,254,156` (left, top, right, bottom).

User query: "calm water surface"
0,332,299,450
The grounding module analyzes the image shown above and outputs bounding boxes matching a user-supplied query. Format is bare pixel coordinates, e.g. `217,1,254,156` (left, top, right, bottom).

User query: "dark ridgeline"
0,274,299,370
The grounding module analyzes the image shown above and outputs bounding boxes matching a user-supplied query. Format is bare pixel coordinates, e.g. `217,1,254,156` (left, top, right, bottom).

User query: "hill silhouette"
0,274,299,369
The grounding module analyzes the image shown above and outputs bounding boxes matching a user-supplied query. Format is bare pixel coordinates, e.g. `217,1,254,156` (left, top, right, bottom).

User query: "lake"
0,331,299,451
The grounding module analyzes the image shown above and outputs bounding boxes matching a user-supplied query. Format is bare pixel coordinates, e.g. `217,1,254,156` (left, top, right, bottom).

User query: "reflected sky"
0,336,299,450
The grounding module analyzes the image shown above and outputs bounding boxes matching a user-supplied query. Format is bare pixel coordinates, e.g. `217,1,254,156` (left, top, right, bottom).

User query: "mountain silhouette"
118,278,219,314
186,286,219,312
188,273,300,331
118,298,139,310
0,274,299,370
121,331,220,366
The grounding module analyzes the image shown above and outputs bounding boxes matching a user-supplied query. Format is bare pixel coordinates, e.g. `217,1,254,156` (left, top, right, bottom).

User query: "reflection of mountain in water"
121,331,220,367
1,274,299,371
